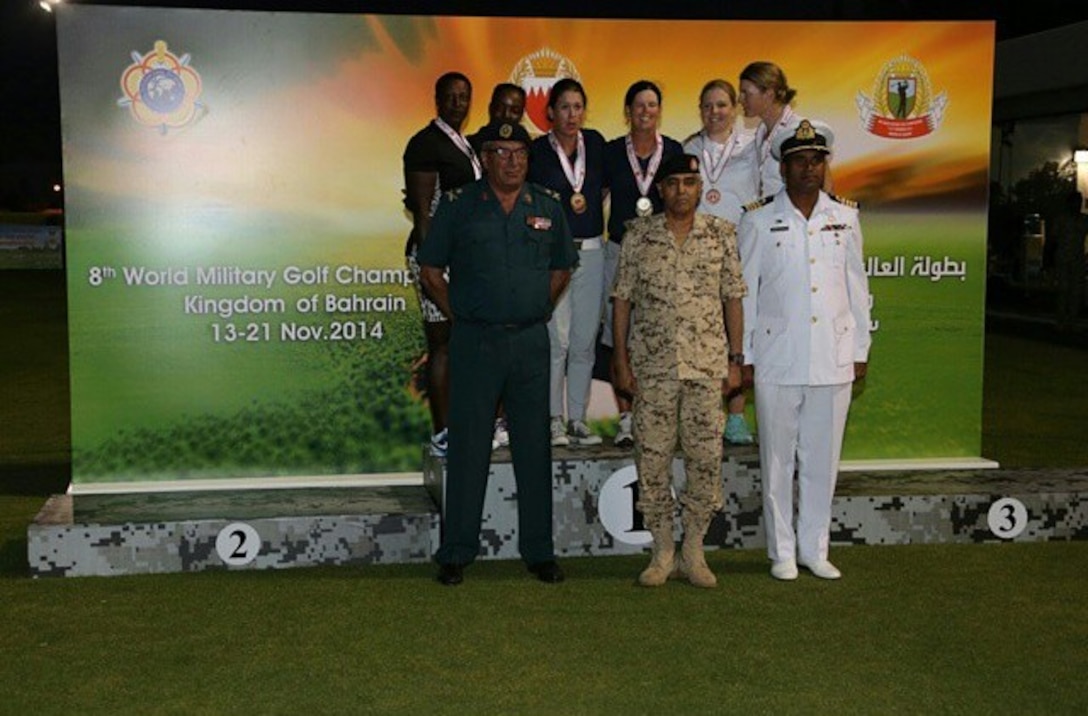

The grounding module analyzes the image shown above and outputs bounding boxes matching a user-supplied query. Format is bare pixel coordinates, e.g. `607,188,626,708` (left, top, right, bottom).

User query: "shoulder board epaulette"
537,186,562,202
830,194,859,210
742,196,774,213
443,187,464,202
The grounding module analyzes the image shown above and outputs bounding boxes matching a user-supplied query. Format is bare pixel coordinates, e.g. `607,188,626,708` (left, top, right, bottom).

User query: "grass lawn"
982,330,1088,466
1,270,1087,712
1,524,1086,713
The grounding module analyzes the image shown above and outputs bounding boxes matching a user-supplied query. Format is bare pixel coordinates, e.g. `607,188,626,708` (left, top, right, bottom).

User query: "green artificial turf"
0,512,1085,714
0,271,69,468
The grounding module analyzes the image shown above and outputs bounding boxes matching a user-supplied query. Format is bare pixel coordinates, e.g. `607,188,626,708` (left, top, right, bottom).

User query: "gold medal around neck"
570,192,588,215
705,188,721,205
636,196,653,217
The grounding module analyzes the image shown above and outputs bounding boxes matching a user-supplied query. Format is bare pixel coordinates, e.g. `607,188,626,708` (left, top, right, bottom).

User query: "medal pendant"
570,192,588,215
635,196,653,217
706,189,721,205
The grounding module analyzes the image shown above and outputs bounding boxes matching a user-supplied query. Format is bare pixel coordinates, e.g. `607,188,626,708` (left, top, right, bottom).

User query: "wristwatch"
728,352,745,366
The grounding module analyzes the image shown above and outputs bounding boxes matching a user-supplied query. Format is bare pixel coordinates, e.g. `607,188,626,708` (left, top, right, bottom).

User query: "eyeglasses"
486,146,529,161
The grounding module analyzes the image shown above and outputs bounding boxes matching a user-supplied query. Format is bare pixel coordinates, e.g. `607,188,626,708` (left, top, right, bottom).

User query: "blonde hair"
699,79,737,105
739,61,796,105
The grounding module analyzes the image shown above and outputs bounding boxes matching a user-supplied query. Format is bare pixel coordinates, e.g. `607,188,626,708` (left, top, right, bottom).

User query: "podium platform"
27,446,1088,577
28,485,439,577
426,446,1088,559
423,443,767,558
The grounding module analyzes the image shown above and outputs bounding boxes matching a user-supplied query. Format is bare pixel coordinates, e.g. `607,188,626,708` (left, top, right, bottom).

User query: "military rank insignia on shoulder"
743,196,773,213
539,186,562,202
829,194,859,210
704,214,733,232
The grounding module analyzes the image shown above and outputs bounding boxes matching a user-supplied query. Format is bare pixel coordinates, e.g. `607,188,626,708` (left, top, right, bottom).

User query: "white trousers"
755,382,852,564
548,241,605,420
599,239,621,349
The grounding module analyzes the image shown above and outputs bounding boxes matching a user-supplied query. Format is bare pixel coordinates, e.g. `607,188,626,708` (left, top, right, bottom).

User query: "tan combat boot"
679,514,717,588
638,523,676,587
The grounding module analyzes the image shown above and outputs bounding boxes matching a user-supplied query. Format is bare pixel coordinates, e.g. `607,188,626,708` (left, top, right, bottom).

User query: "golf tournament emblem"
856,55,947,139
509,47,580,134
118,40,204,134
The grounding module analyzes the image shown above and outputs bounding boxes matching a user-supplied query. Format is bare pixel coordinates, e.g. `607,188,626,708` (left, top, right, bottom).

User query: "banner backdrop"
58,6,994,488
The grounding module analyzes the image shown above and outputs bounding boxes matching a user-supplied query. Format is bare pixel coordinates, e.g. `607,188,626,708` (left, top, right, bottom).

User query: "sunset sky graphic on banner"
58,6,994,486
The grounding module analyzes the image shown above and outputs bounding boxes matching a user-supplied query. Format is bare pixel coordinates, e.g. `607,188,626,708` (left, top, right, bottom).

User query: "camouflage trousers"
632,377,724,529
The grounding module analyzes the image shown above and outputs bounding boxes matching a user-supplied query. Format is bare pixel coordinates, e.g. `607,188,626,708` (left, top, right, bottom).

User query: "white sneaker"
613,411,634,448
799,559,842,580
491,418,509,451
568,419,602,446
550,416,570,446
770,559,798,581
429,428,448,458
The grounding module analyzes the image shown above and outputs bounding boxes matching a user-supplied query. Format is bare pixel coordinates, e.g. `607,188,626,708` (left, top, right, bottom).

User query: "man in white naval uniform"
737,120,871,581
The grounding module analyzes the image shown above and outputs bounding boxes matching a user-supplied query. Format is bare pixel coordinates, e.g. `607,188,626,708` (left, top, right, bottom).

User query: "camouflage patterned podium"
27,454,1088,577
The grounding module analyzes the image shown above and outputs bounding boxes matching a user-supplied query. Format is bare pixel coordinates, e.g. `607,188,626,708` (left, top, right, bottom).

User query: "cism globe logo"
139,68,186,114
119,40,204,134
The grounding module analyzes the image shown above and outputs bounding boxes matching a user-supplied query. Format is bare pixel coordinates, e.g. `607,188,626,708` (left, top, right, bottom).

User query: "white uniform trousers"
755,382,852,564
599,238,623,349
548,239,605,420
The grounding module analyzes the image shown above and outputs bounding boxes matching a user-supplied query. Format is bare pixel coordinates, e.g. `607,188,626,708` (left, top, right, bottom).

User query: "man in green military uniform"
418,120,578,586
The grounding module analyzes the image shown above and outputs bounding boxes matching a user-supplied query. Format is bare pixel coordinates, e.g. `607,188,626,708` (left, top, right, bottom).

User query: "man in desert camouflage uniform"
611,153,747,588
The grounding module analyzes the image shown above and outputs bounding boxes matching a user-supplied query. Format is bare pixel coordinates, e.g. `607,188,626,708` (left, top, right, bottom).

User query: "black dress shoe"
437,563,464,586
527,560,565,583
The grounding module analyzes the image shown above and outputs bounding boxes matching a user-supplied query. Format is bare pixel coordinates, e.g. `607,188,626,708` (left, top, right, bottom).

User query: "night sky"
1,2,62,166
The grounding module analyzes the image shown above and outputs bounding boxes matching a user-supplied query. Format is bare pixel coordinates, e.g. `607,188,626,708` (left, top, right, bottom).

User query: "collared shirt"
612,213,746,380
403,120,479,199
754,105,797,197
528,129,608,239
417,178,578,325
403,121,480,255
602,134,684,244
682,127,759,226
737,190,871,386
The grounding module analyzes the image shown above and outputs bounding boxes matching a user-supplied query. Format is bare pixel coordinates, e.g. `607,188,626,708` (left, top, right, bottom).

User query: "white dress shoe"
770,559,798,581
800,559,842,580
